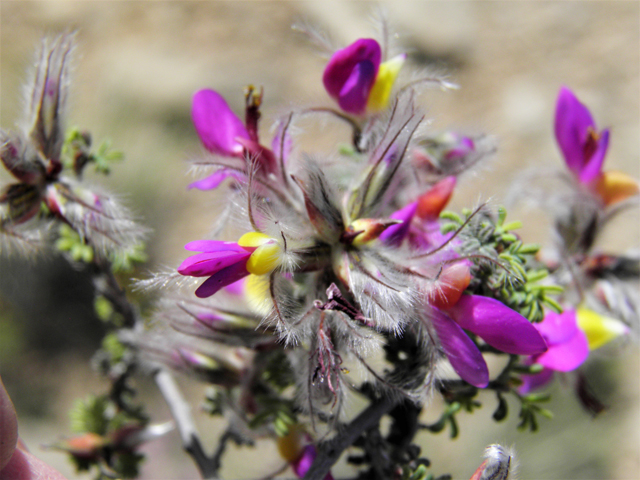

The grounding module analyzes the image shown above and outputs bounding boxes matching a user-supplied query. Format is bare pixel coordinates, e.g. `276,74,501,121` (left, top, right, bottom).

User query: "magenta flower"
519,310,589,393
431,295,548,388
178,240,254,298
189,89,252,191
323,39,381,115
555,86,610,183
189,89,281,191
192,89,250,157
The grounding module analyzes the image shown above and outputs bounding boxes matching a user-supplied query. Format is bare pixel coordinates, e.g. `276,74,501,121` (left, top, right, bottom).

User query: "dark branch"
302,394,400,480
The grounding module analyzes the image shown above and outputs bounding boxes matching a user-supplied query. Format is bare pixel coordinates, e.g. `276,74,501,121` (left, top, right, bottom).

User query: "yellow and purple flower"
519,307,630,393
555,86,610,184
178,233,284,298
555,86,638,205
323,38,405,115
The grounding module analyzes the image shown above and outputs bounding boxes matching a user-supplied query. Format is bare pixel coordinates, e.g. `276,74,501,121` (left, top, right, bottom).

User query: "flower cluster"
511,87,638,399
128,33,576,471
131,31,639,479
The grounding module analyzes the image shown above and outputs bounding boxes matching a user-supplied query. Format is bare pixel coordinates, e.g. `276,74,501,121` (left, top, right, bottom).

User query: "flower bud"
343,218,400,247
27,34,75,165
0,183,43,225
469,444,516,480
426,263,471,309
0,132,46,185
417,176,457,220
47,433,106,461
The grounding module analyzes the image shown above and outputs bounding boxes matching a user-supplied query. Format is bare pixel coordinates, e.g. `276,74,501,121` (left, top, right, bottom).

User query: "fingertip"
0,376,18,472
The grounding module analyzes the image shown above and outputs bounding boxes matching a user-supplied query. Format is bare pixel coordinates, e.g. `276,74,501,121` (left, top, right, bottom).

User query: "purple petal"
323,39,381,113
535,310,579,346
554,86,596,178
292,445,316,478
337,60,378,114
518,367,555,394
178,250,251,277
447,295,547,355
192,89,249,156
535,328,589,372
188,169,244,191
380,202,418,246
184,240,248,253
444,136,475,161
224,277,246,295
579,128,609,183
431,308,489,388
195,260,250,298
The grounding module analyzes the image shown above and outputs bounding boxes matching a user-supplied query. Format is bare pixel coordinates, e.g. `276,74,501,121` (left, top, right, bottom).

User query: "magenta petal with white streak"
192,89,249,156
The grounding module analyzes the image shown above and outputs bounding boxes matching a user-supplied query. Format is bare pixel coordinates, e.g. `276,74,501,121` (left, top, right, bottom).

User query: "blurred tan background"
1,2,639,479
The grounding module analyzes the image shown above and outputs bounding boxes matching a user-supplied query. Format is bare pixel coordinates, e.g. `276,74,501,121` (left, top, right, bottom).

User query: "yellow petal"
245,274,271,315
276,424,306,463
593,170,639,206
246,241,283,275
238,231,273,248
576,307,629,351
367,54,406,112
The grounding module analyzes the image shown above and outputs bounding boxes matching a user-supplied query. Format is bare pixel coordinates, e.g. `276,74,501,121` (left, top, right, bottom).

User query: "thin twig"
154,369,220,480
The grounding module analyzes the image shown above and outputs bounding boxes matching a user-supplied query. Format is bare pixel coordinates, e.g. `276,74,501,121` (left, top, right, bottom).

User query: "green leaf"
501,221,523,232
102,333,126,363
523,392,551,403
69,395,109,435
441,223,460,234
94,296,114,322
448,415,459,439
440,211,463,224
493,393,508,421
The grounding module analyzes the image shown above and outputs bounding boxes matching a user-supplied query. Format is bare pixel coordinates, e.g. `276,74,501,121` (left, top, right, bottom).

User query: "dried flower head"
1,33,146,258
